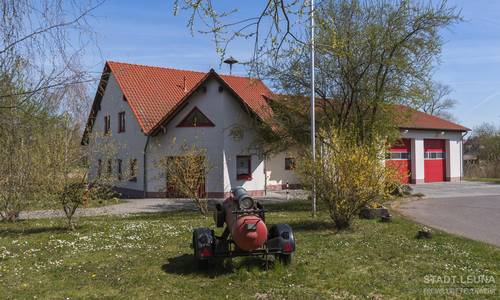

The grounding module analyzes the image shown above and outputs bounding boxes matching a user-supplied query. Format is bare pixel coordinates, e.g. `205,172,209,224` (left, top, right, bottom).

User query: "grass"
0,200,498,299
464,177,500,184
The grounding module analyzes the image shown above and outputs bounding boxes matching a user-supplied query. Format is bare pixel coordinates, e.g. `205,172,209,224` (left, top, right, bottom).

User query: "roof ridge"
107,60,263,81
107,60,208,75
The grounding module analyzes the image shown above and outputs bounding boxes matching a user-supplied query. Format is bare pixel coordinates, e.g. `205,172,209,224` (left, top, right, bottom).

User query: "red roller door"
386,139,411,184
424,139,446,183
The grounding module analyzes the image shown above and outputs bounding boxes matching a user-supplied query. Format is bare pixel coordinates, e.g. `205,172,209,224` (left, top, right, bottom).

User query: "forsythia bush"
157,142,212,216
297,129,399,229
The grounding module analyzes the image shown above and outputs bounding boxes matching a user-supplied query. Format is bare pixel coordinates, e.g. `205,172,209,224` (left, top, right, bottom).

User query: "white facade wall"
266,151,299,189
446,139,462,181
89,73,147,195
400,129,464,182
411,138,425,183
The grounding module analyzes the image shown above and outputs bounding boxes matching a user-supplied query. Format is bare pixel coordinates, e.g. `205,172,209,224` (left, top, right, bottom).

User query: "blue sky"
86,0,500,130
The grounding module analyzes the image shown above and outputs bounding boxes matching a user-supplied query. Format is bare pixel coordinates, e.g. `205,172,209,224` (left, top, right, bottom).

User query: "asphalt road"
398,193,500,247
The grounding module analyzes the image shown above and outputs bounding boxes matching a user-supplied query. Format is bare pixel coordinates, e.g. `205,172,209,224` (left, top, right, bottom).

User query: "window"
236,155,251,180
129,159,137,182
107,159,112,175
97,159,102,177
285,157,295,170
118,112,125,133
386,152,411,160
104,115,111,134
177,107,215,127
116,159,122,180
424,152,445,159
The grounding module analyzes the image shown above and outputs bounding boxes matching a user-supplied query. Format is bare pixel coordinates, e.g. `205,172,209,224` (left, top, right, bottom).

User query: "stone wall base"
266,184,302,191
119,189,266,199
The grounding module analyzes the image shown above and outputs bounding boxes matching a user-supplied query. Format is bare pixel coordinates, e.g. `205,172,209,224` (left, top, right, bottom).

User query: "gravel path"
19,190,308,220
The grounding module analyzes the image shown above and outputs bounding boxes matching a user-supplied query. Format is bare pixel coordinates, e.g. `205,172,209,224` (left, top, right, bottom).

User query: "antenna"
223,56,238,75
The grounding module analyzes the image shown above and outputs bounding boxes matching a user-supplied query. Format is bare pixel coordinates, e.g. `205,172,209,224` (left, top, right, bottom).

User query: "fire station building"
83,61,469,197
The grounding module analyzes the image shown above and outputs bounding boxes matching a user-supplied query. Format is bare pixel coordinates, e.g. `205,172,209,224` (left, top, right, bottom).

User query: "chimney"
183,76,187,92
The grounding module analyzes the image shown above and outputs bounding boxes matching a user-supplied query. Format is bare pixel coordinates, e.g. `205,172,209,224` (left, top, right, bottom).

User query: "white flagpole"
310,0,317,216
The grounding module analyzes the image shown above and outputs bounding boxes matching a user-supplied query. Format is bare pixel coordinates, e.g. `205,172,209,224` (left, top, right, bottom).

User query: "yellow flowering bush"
297,129,399,229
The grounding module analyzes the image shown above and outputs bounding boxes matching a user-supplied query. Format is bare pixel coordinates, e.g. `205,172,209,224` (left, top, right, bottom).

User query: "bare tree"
248,1,461,150
0,0,104,109
175,1,460,141
0,0,107,223
53,128,121,230
420,82,457,121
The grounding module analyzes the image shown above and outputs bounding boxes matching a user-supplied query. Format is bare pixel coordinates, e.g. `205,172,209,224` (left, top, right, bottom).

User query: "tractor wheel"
192,228,213,269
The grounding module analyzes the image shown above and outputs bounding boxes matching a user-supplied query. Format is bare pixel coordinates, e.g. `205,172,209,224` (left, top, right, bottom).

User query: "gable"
177,107,215,127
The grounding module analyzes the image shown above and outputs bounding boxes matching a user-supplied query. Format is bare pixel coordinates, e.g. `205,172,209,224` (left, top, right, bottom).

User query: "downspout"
264,152,267,196
143,135,150,198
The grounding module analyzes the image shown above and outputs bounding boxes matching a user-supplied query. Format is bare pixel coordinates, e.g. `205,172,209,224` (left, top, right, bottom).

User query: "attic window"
177,107,215,127
218,86,224,93
123,95,127,102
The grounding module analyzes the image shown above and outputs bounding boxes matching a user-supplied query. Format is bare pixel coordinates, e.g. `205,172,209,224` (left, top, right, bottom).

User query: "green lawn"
465,177,500,184
1,201,498,299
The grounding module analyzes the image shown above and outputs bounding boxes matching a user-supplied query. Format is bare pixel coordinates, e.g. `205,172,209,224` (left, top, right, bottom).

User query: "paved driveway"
398,181,500,247
410,181,500,198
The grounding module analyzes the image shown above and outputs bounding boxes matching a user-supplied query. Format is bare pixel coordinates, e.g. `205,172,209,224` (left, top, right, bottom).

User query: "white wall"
89,73,148,193
410,138,425,183
220,85,265,193
266,151,299,188
447,139,462,180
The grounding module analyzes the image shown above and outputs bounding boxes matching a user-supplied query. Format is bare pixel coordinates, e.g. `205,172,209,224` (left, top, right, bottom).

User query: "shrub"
297,129,398,229
157,142,212,216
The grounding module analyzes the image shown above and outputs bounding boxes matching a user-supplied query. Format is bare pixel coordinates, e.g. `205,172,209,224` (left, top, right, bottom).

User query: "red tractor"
192,187,296,268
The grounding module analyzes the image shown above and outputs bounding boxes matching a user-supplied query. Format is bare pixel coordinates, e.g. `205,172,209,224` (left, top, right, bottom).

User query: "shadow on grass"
0,225,68,237
162,254,231,278
162,254,275,277
264,200,310,212
285,219,337,232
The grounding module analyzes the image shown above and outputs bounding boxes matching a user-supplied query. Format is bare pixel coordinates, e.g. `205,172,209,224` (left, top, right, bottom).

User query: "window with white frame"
424,152,445,159
236,156,251,180
385,152,411,160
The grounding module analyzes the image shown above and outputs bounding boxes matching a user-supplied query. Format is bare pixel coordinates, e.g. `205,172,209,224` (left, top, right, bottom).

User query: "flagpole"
310,0,317,217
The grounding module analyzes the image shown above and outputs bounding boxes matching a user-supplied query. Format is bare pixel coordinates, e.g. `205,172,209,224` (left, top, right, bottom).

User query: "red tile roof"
395,105,470,132
85,61,468,138
107,61,272,134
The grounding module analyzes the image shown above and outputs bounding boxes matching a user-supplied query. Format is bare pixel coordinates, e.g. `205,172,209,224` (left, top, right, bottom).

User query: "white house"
83,61,469,198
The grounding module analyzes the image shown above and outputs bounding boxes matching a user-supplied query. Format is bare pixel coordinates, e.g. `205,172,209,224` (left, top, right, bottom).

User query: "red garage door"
386,139,411,184
424,139,446,183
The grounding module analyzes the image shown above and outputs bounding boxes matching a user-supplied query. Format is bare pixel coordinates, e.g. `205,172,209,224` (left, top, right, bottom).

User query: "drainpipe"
263,152,267,196
143,135,150,198
461,131,469,182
